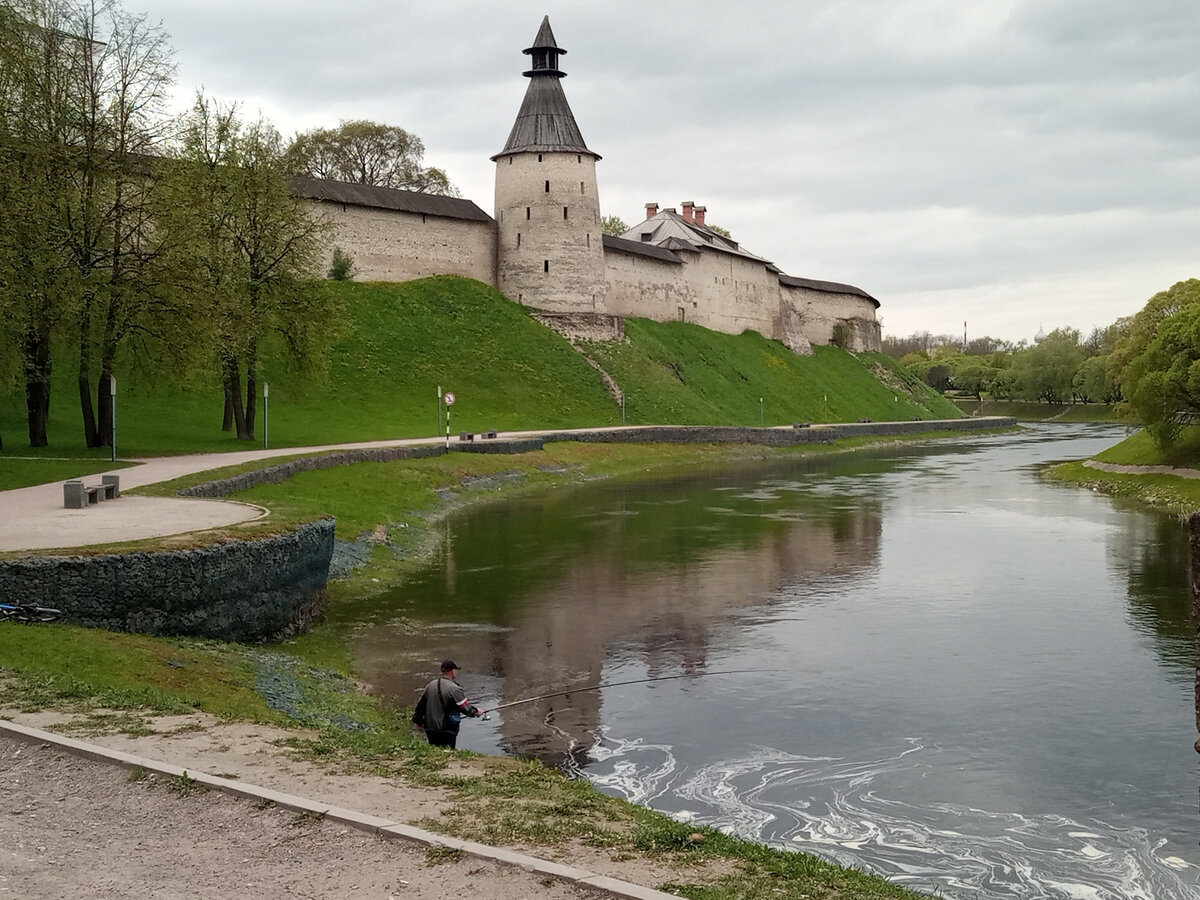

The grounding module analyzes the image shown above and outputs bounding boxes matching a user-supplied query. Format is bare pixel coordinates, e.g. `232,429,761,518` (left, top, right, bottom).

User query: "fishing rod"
477,669,764,719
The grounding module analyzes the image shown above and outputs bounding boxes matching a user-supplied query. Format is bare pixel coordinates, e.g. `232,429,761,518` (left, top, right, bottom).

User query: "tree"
0,0,80,446
158,95,338,440
1111,279,1200,447
600,215,627,236
1010,327,1083,404
285,120,458,195
0,0,175,448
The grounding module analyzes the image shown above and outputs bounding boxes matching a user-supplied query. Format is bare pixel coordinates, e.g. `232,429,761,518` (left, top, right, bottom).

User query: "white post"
109,375,117,461
760,397,764,427
263,382,269,449
437,384,442,437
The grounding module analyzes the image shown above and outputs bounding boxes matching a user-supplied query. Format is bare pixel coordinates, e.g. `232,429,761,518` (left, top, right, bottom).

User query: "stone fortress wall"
296,17,883,355
314,200,495,285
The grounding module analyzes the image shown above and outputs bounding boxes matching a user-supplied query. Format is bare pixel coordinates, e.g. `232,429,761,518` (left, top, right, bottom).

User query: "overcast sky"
130,0,1200,343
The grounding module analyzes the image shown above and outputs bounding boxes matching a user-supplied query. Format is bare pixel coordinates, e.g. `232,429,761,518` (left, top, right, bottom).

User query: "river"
355,423,1200,899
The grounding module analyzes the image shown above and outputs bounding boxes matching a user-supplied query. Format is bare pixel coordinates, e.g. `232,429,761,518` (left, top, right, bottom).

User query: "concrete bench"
63,475,120,509
459,431,475,442
483,429,498,439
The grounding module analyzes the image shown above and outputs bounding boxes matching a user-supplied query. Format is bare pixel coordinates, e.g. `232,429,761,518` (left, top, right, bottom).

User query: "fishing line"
478,668,765,717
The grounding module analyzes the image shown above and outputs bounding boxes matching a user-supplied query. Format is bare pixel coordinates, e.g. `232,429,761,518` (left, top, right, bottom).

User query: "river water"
356,424,1200,899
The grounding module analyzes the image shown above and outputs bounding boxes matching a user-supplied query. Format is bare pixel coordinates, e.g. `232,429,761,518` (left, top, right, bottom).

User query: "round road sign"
444,392,456,405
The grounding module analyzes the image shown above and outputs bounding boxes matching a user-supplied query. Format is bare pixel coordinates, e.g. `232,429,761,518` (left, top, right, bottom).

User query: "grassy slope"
0,276,959,465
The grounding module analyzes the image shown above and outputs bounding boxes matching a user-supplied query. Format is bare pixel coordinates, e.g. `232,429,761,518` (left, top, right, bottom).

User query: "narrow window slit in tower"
544,180,550,192
544,260,549,273
563,206,568,220
526,207,530,220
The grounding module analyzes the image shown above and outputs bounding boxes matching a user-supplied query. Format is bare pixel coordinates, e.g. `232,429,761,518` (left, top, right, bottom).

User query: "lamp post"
109,375,117,461
263,382,269,449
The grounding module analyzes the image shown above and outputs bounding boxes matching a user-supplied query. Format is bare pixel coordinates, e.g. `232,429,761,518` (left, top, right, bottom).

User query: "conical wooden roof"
493,17,599,161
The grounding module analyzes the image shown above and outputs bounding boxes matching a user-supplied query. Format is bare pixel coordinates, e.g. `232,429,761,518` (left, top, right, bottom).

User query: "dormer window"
640,233,652,242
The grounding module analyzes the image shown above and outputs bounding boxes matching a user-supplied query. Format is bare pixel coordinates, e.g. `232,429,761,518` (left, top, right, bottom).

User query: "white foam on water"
581,736,1200,900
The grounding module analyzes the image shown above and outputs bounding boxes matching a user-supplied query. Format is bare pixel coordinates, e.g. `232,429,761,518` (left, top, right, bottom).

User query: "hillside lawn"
1,276,960,470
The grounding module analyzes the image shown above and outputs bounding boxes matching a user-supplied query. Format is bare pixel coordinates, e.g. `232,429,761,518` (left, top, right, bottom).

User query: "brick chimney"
681,201,694,222
645,202,658,219
695,205,706,227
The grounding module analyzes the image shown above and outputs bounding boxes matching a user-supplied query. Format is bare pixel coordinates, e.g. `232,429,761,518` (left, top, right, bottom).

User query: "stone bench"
483,429,498,439
63,475,120,509
459,431,475,442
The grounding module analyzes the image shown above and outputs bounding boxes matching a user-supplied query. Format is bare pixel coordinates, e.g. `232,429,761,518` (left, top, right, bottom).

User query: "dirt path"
0,735,604,900
0,711,694,899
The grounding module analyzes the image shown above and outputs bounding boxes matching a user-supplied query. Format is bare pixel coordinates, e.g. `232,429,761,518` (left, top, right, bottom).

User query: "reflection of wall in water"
491,510,882,764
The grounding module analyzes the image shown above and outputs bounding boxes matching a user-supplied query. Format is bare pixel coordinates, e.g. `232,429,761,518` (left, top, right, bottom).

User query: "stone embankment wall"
0,520,335,643
180,445,447,498
542,417,1015,448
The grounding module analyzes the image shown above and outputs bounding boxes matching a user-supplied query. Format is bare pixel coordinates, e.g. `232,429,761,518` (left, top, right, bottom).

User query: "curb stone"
0,719,682,900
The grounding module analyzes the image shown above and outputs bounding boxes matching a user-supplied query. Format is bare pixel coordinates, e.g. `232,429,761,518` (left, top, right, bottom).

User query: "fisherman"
411,659,482,748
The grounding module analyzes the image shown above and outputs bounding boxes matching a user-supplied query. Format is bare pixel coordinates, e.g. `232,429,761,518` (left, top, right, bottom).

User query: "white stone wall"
495,152,606,312
780,284,882,352
311,200,495,284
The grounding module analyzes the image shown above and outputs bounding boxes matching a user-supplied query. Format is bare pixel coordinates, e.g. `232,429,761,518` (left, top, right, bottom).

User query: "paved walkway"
0,435,452,553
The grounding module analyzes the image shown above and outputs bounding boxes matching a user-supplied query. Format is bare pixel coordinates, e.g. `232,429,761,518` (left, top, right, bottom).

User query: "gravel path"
0,736,605,900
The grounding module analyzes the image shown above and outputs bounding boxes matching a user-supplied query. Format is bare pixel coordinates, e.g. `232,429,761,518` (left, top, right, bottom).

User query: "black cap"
440,659,458,672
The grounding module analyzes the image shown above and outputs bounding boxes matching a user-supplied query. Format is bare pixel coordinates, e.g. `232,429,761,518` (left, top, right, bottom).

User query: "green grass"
0,458,139,491
1,276,959,458
1092,425,1200,468
0,623,282,721
1046,423,1200,515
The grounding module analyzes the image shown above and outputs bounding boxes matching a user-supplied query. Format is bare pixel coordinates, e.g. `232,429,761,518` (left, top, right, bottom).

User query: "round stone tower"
493,17,606,313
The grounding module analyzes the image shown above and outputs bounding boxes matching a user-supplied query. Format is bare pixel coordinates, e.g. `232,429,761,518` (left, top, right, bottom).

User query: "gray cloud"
130,0,1200,341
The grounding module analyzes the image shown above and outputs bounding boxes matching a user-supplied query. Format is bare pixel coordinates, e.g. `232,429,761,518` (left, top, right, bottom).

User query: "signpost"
444,391,456,446
263,383,270,449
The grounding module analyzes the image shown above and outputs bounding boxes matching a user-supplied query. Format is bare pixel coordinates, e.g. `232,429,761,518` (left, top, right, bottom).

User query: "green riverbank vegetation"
1048,424,1200,517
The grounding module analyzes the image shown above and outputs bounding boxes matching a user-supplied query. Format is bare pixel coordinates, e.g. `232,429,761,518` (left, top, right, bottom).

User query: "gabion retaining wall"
180,444,448,498
0,519,335,643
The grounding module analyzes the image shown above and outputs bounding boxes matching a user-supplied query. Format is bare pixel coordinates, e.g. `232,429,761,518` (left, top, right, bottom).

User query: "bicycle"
0,602,63,623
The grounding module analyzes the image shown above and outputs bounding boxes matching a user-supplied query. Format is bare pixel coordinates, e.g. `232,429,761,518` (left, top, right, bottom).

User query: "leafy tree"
1010,327,1083,404
285,120,458,196
1111,279,1200,447
707,223,732,238
0,0,84,446
158,95,338,440
601,215,627,236
0,0,175,447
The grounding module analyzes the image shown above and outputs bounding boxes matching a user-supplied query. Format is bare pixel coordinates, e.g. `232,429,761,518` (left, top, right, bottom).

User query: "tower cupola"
523,15,565,77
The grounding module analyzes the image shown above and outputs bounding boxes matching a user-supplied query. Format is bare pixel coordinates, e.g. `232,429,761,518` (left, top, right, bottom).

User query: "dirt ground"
0,712,692,899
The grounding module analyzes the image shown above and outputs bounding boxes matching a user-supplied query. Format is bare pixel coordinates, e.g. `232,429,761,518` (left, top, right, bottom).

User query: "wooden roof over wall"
779,274,879,307
289,175,493,223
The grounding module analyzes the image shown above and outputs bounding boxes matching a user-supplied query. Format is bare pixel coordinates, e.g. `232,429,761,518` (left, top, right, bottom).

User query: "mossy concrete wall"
0,520,335,643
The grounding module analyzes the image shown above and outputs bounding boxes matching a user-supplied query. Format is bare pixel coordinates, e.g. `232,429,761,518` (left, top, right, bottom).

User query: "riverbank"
1045,424,1200,516
1,428,1026,899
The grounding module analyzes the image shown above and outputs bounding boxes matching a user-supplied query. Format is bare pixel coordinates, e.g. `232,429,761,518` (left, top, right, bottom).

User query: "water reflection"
357,466,884,763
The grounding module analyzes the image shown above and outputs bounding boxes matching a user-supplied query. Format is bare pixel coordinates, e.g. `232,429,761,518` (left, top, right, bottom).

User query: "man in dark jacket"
411,659,482,748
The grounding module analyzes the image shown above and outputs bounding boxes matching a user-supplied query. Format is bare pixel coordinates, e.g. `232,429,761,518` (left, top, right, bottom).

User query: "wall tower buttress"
493,17,605,313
